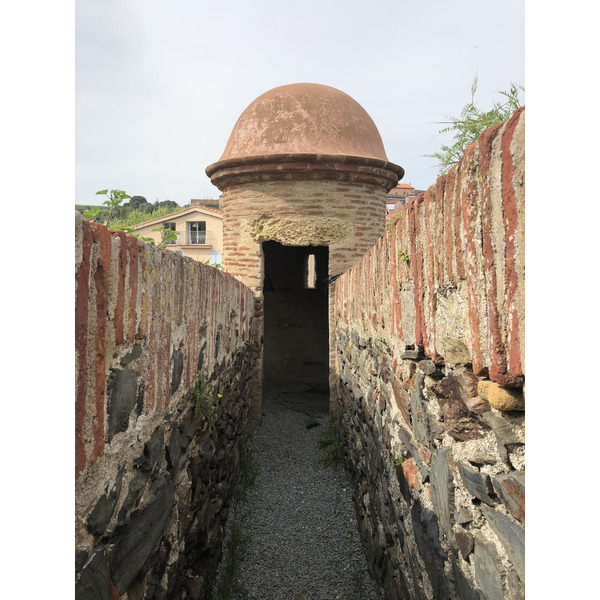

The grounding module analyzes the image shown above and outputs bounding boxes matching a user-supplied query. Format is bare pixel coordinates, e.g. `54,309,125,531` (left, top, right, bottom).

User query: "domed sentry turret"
206,83,404,422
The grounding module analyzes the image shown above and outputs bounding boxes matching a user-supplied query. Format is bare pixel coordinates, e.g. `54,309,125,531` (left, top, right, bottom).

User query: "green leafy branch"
192,372,222,427
95,189,131,230
203,259,222,270
152,226,181,249
425,75,524,175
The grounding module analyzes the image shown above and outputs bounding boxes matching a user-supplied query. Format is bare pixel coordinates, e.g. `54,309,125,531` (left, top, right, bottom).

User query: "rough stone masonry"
333,107,525,600
75,212,258,599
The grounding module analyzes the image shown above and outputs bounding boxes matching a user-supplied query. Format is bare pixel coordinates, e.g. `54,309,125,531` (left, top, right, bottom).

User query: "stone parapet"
75,213,257,599
333,108,525,600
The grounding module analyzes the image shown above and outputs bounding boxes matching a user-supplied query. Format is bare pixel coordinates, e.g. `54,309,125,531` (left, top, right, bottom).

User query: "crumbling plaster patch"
247,214,351,246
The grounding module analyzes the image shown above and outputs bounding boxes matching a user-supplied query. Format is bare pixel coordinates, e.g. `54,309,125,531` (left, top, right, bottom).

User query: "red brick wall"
221,178,387,288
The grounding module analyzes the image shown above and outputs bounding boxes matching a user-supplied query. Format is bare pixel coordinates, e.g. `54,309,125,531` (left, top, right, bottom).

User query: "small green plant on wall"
319,426,342,469
192,372,222,427
393,455,405,467
203,259,222,270
152,226,181,249
398,250,410,264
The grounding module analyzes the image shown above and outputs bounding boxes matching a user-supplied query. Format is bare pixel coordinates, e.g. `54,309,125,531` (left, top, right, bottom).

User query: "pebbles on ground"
213,383,380,600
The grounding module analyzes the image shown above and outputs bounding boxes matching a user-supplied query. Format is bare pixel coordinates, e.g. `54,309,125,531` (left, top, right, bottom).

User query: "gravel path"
213,383,380,600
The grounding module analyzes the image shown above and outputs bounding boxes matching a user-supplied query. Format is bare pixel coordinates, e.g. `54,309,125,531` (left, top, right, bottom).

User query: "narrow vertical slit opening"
305,253,317,289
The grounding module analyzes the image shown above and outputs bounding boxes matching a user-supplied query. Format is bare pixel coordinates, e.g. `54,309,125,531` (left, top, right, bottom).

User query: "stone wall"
333,108,525,600
75,213,257,599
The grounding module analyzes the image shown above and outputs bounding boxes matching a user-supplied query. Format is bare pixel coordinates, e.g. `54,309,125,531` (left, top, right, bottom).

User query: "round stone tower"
206,83,404,421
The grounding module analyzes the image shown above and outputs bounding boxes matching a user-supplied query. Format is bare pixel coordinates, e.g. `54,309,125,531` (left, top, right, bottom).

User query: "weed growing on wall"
319,426,343,469
95,188,131,229
425,75,524,175
203,259,222,270
192,372,221,427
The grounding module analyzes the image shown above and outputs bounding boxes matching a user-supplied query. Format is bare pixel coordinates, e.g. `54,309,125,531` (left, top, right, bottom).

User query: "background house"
132,199,223,264
385,183,426,213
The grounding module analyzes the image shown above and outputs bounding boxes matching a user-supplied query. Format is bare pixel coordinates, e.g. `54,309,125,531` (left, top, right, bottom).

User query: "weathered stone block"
481,505,525,581
430,448,452,538
75,551,110,600
86,468,124,537
478,381,525,411
455,530,474,559
473,534,504,600
458,462,495,505
109,475,175,594
397,426,429,480
493,471,525,524
434,375,486,440
457,368,480,397
441,337,471,364
120,344,142,366
417,359,436,375
402,458,421,491
390,375,411,425
455,506,473,525
409,372,433,445
170,348,184,395
480,411,521,464
107,368,138,441
134,427,164,473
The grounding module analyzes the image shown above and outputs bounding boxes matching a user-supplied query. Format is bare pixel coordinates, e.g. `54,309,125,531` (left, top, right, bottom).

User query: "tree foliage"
128,195,149,209
425,76,524,175
79,193,183,226
84,188,182,249
109,204,185,229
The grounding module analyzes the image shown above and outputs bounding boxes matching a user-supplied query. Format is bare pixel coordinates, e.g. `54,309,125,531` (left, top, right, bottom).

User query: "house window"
188,221,206,244
163,222,177,244
209,251,222,266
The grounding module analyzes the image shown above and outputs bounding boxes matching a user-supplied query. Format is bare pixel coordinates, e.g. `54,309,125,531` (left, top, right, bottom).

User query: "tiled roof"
388,183,415,194
190,204,223,215
131,205,223,229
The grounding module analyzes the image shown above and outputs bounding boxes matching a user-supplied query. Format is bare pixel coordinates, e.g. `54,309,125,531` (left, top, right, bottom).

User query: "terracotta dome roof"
218,83,390,162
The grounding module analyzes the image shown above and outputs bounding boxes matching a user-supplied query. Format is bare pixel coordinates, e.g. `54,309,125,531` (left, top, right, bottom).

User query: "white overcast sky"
75,0,525,205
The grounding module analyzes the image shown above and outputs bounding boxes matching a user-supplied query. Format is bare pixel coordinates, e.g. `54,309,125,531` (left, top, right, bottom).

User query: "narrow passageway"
214,384,380,600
